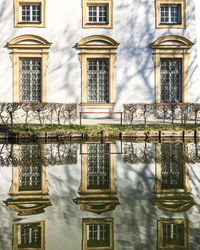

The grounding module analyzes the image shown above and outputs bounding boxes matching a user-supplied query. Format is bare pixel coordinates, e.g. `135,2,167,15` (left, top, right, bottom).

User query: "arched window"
76,35,119,110
150,35,193,103
8,35,51,102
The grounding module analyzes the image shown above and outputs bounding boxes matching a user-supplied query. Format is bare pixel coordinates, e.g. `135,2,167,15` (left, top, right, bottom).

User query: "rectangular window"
160,5,180,23
87,59,109,103
88,5,108,23
161,143,183,189
19,166,41,191
19,59,41,102
87,224,110,247
162,223,184,245
87,144,109,189
21,4,41,22
14,0,46,28
155,0,186,29
19,224,41,248
160,59,182,103
82,0,113,28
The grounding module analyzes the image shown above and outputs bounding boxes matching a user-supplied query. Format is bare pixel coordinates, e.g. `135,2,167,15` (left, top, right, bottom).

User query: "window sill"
83,23,112,29
156,23,185,29
80,103,115,110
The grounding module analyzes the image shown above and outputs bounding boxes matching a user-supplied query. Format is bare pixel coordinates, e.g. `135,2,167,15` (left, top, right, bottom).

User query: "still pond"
0,139,200,249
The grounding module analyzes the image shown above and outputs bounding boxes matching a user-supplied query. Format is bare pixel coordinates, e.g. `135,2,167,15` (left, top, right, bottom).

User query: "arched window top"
150,35,194,49
8,34,51,48
76,35,119,49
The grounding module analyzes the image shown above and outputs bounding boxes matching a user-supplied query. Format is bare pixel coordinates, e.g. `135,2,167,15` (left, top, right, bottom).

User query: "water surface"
0,140,200,249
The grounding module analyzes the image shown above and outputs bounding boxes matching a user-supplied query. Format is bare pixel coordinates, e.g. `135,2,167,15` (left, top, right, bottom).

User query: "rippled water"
0,140,200,250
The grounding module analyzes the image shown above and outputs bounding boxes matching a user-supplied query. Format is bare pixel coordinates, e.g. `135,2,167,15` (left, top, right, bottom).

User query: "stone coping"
0,130,199,140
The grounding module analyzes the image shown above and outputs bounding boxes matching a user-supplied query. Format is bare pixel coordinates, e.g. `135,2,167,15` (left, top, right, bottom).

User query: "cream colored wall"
0,0,198,109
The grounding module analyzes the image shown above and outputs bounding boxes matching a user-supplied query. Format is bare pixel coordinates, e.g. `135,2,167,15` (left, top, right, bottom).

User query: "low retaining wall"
0,131,84,140
120,130,200,139
0,130,199,140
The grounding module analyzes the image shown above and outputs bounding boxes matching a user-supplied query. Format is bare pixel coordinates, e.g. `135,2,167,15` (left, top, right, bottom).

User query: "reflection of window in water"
19,166,41,191
161,144,183,189
87,224,110,247
87,144,109,189
20,145,42,162
19,145,42,191
19,223,41,248
162,223,184,246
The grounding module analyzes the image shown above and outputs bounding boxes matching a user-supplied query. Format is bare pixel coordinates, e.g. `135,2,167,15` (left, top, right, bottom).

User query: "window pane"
160,5,180,24
161,144,184,189
87,224,110,247
88,5,107,23
19,59,41,102
19,224,41,248
21,4,41,22
160,59,182,103
87,59,109,103
162,223,184,245
87,144,109,189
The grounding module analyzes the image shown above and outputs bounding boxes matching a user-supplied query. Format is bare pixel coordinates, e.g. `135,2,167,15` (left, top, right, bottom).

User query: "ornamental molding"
76,35,119,49
7,34,51,49
150,35,194,49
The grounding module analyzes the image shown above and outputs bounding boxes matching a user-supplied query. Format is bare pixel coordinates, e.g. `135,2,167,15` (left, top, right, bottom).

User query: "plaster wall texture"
0,0,198,110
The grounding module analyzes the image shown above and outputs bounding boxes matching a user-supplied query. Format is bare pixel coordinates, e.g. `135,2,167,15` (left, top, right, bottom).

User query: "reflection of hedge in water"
0,143,78,167
45,143,78,165
123,143,200,164
123,143,155,164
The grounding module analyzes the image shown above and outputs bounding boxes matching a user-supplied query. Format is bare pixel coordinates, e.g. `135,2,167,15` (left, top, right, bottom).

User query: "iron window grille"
87,59,109,103
160,58,182,103
87,144,109,189
18,145,42,191
19,59,41,102
19,165,41,191
21,4,41,22
88,5,108,23
160,5,181,24
87,224,110,247
161,144,183,189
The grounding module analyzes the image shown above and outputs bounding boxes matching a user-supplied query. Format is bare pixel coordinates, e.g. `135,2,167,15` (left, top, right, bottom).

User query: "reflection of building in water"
13,221,46,250
152,143,195,212
157,218,188,250
4,144,51,216
82,218,114,250
74,143,119,213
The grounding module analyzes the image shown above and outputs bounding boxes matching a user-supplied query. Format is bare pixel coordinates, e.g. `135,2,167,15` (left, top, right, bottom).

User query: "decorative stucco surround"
157,218,188,249
82,0,114,29
7,35,51,102
14,0,46,28
155,0,186,29
76,35,119,110
150,35,194,103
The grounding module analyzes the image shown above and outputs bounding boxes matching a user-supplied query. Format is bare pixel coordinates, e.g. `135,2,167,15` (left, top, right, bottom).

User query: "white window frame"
82,0,113,29
20,4,41,23
160,5,181,24
87,5,108,23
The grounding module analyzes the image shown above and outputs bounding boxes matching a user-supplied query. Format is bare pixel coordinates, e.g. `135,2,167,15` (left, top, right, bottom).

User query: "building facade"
0,0,198,111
